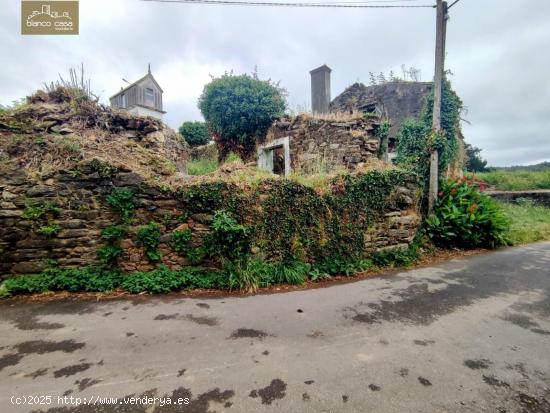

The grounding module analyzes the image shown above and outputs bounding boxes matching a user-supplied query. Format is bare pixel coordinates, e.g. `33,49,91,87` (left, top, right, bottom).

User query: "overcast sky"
1,0,549,166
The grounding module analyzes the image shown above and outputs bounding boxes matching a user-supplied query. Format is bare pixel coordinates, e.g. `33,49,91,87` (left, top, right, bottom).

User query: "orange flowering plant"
425,178,509,248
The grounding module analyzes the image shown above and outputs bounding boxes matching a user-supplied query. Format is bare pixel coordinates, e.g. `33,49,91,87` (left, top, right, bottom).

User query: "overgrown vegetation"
137,222,162,262
178,121,210,147
395,77,462,181
106,188,135,223
473,169,550,191
425,178,509,248
198,72,286,161
97,225,127,265
499,200,550,245
186,157,219,175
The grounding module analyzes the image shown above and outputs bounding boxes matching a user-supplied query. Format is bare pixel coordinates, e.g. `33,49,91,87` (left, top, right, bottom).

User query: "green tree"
198,73,286,160
178,121,210,147
464,143,488,172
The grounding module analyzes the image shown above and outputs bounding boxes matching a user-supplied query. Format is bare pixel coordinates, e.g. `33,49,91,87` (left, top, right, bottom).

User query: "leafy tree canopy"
179,121,210,147
198,72,286,160
464,143,488,172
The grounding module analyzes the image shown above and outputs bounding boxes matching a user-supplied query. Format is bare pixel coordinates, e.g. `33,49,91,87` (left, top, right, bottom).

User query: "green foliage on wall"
395,77,462,180
198,72,286,160
106,188,135,223
171,229,192,253
137,222,162,262
204,211,251,262
22,202,61,221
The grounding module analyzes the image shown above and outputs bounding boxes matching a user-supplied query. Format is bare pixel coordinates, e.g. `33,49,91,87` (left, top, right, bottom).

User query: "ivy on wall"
395,77,462,181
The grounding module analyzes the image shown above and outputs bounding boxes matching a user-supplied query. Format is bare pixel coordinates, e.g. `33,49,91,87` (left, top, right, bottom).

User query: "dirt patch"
482,375,510,387
14,340,85,355
196,303,210,309
183,314,218,326
503,313,539,329
0,353,23,372
54,363,92,378
399,368,409,377
413,339,435,346
418,377,432,386
229,328,269,339
25,368,49,379
75,378,101,391
11,316,64,331
464,359,492,370
154,313,179,320
516,392,550,413
249,379,287,405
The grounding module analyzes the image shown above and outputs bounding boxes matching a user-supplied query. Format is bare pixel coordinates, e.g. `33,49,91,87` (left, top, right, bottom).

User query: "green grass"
499,200,550,245
474,170,550,191
186,158,219,175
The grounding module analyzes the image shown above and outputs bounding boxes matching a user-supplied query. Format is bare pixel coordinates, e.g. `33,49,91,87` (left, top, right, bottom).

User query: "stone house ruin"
110,65,166,120
330,81,433,159
260,114,381,176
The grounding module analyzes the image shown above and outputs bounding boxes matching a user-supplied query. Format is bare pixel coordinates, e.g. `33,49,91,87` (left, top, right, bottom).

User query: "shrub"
198,73,286,160
1,267,123,296
314,254,373,276
101,225,127,242
106,188,135,222
425,179,510,248
121,266,228,294
171,229,192,253
97,245,123,264
137,222,162,261
178,121,210,147
204,211,251,262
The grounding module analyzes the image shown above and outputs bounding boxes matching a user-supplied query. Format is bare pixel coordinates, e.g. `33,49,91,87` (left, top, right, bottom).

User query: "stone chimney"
310,64,331,114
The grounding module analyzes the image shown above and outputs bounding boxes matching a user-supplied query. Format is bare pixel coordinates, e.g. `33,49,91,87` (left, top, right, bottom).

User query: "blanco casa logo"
21,1,79,35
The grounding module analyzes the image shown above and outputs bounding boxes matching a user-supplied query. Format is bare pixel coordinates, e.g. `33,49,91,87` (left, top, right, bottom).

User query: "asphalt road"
1,242,550,413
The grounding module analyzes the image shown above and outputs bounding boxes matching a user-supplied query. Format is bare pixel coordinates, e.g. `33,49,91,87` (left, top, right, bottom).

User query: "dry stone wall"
265,115,381,172
0,164,421,277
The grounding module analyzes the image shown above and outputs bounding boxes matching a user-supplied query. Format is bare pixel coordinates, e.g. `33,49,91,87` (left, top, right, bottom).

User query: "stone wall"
0,164,421,277
264,114,381,173
486,190,550,207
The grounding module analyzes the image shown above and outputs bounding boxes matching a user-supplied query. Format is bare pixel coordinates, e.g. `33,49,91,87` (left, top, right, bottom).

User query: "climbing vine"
395,77,462,181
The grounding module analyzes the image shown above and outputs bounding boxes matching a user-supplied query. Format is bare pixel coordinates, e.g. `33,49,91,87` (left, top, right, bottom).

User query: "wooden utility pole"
428,0,448,213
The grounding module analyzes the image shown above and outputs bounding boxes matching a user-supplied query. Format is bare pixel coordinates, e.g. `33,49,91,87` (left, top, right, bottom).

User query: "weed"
37,224,61,237
137,222,162,261
172,229,192,253
106,188,135,223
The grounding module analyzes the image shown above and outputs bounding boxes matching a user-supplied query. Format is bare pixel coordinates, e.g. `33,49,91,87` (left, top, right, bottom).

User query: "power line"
448,0,461,9
140,0,435,8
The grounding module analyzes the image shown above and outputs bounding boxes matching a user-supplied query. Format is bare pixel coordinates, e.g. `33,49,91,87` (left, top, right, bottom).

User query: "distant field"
473,170,550,191
499,200,550,245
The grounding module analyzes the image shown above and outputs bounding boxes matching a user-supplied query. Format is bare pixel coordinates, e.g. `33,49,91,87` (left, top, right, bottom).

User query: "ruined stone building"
257,65,433,175
330,81,433,157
